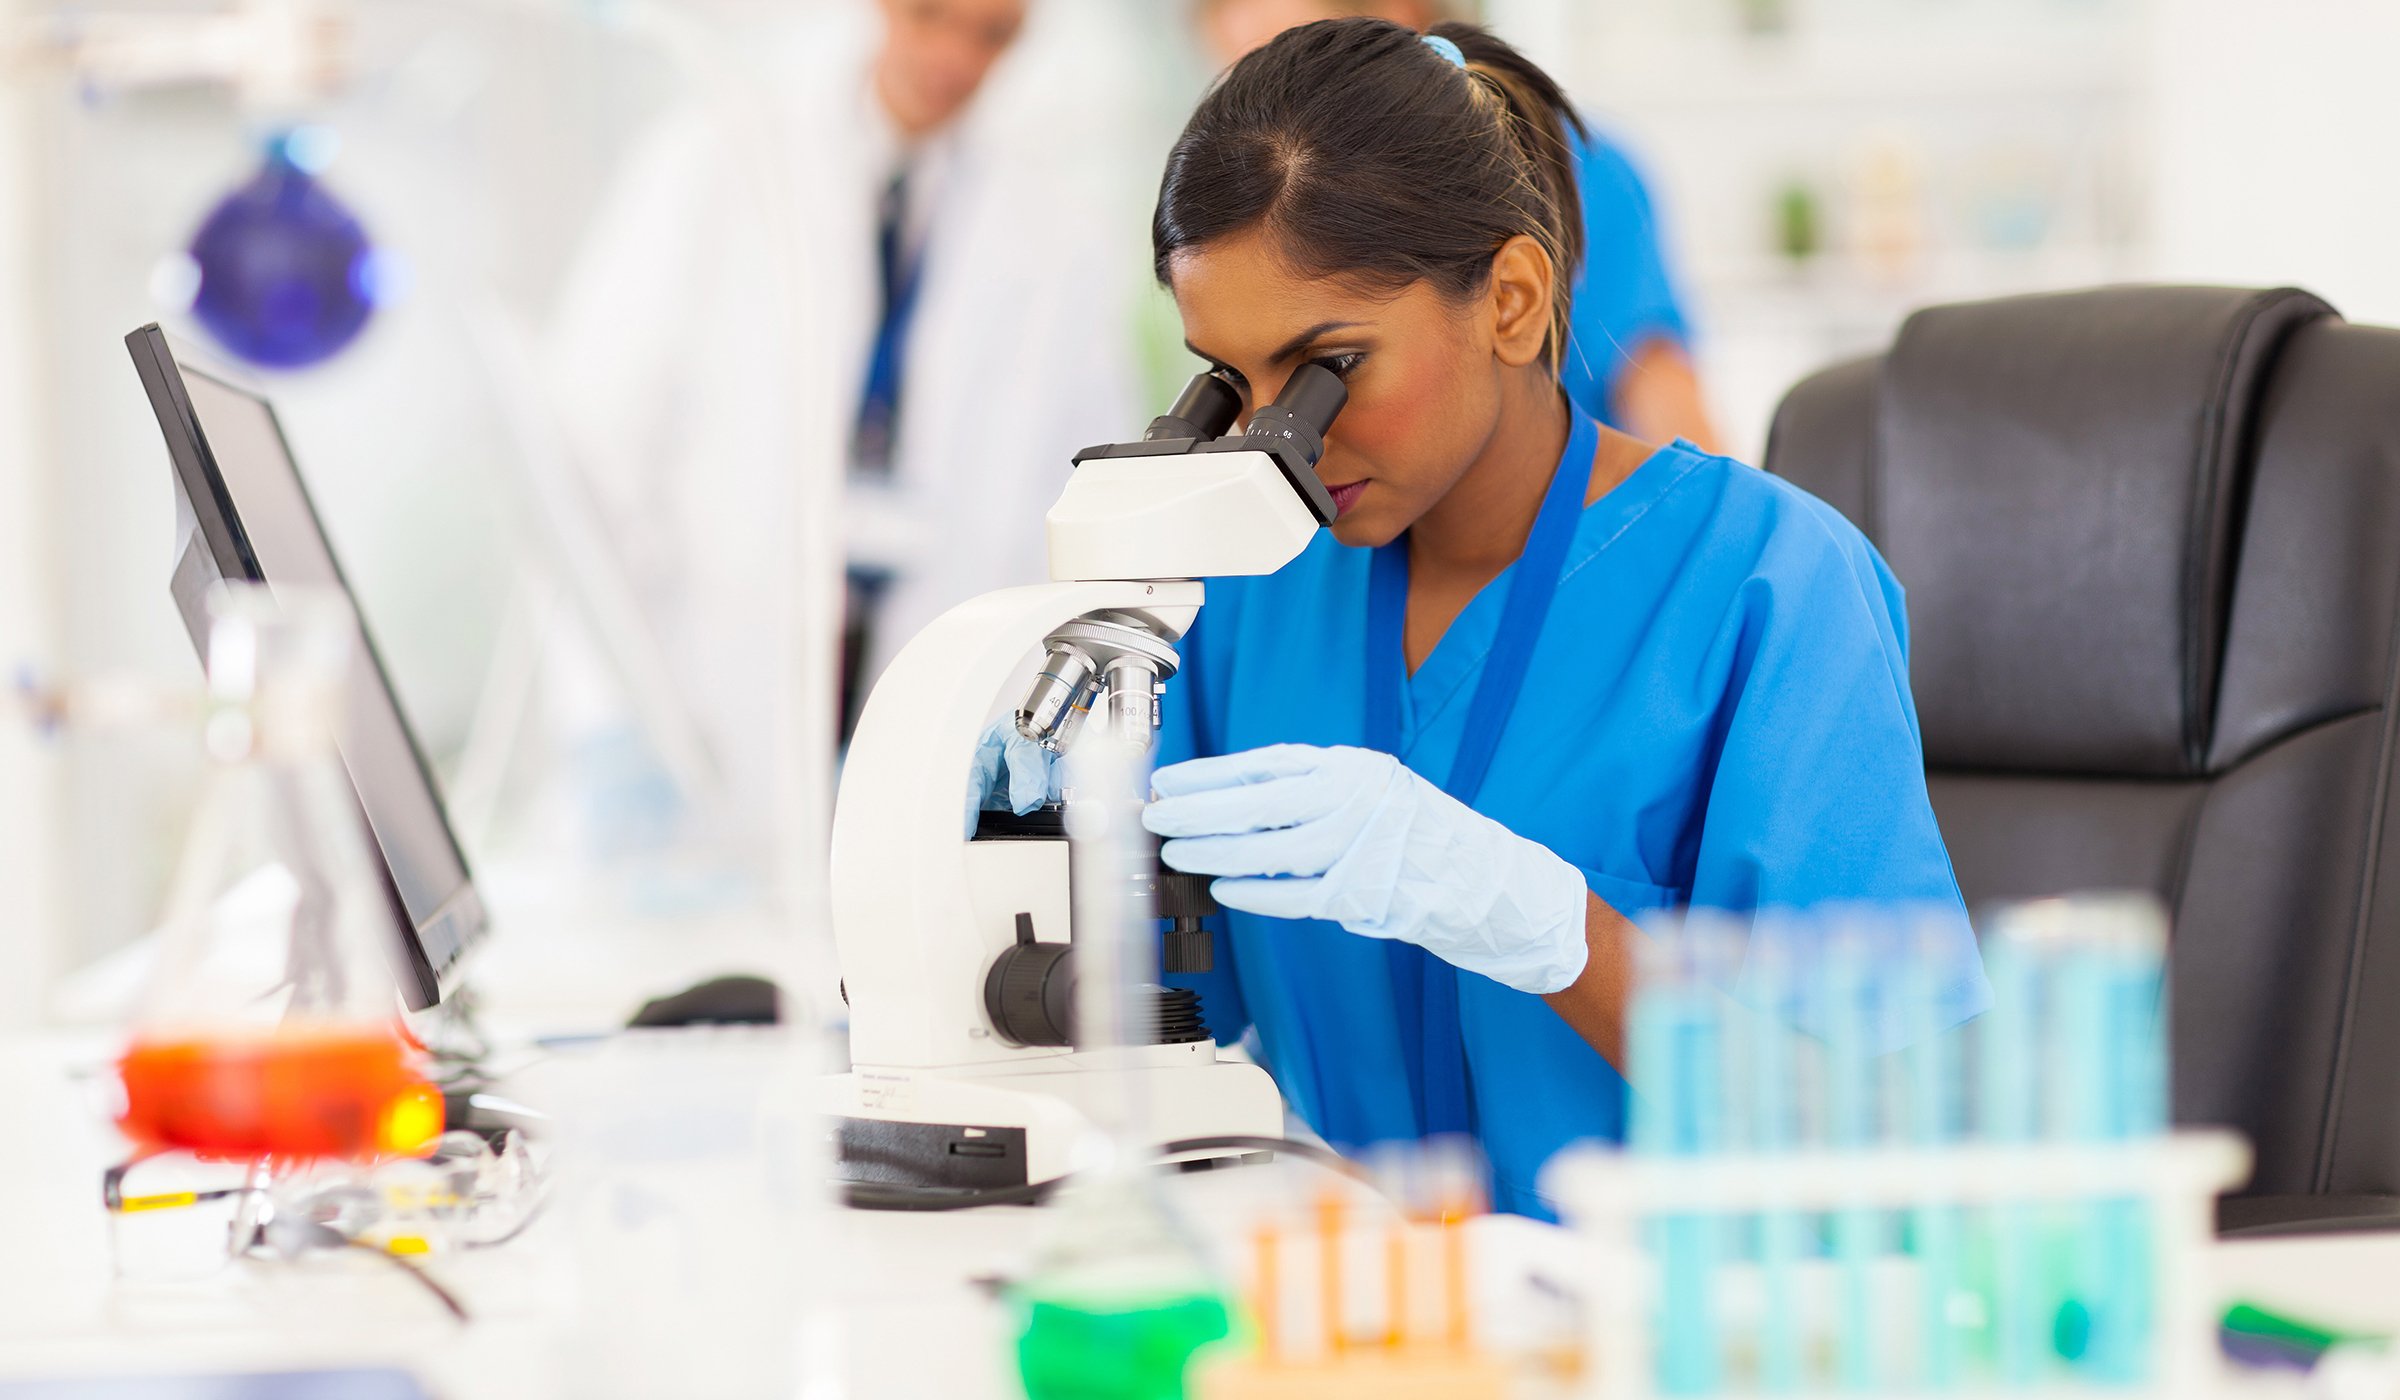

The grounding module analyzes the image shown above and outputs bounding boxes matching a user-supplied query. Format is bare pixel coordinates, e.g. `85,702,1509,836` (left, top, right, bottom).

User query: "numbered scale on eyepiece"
1242,361,1347,472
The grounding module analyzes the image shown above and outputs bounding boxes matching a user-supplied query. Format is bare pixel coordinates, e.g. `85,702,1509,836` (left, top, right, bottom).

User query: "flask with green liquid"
1010,729,1237,1400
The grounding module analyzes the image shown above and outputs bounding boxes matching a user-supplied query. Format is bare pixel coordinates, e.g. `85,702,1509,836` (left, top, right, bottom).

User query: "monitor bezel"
125,322,484,1011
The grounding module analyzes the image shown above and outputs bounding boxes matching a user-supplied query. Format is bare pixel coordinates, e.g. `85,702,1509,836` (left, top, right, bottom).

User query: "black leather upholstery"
1764,286,2400,1224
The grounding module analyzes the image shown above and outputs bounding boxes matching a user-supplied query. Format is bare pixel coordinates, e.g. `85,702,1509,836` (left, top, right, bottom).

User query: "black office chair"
1764,285,2400,1234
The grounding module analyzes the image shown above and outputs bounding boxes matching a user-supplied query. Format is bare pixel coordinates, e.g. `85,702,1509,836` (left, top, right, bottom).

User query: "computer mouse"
627,973,783,1028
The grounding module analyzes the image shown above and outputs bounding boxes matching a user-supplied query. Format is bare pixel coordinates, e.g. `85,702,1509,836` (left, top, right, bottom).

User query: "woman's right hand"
965,719,1060,835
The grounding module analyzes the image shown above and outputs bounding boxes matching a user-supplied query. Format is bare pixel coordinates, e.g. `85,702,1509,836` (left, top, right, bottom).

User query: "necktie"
853,167,913,478
844,166,915,736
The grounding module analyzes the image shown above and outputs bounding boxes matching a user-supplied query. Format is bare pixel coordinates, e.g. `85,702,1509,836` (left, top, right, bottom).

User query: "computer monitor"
125,323,485,1011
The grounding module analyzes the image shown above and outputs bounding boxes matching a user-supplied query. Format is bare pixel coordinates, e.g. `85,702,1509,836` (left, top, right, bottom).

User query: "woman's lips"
1327,480,1368,517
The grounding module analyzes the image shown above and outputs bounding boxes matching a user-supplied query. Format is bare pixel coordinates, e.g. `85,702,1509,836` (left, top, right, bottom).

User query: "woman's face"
1168,228,1503,548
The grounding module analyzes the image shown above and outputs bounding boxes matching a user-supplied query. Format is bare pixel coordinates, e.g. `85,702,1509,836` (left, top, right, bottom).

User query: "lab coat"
546,8,1145,839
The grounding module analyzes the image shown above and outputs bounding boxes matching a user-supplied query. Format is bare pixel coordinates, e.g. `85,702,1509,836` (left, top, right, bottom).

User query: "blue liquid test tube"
1632,923,1727,1397
1746,925,1805,1393
1817,924,1879,1393
1977,928,2040,1388
1903,914,1968,1393
2052,934,2111,1376
2092,907,2168,1383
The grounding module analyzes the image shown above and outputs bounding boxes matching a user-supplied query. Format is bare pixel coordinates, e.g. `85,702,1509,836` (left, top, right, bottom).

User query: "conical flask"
1012,728,1233,1400
116,584,441,1163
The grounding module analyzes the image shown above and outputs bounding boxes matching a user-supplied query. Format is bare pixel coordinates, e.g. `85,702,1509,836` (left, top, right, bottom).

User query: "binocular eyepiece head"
1143,364,1348,476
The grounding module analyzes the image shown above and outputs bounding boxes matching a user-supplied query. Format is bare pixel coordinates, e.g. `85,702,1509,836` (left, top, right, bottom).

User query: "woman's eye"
1313,352,1366,379
1207,373,1253,412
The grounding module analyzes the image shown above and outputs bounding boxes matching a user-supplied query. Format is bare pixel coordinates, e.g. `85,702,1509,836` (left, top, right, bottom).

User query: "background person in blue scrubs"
993,18,1987,1217
1192,0,1723,449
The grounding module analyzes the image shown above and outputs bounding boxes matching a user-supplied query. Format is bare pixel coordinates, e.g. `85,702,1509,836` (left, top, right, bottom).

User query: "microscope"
825,366,1347,1194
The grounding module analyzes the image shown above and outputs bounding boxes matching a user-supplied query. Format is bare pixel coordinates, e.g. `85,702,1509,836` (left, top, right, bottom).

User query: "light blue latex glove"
1142,744,1591,995
965,719,1060,836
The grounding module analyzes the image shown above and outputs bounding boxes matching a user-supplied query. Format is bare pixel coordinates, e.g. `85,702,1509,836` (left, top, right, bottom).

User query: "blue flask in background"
188,130,381,370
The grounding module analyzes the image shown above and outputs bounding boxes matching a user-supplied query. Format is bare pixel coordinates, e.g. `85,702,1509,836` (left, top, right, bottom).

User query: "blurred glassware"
116,584,437,1167
108,585,441,1276
1011,730,1235,1400
188,128,388,370
1851,137,1928,286
115,584,437,1166
536,1027,825,1400
1012,1168,1236,1400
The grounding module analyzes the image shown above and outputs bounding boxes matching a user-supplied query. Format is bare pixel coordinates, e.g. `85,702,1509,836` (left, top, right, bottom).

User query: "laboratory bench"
4,892,2398,1400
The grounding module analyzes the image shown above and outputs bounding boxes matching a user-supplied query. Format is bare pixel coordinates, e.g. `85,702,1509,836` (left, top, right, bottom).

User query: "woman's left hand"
1142,744,1592,995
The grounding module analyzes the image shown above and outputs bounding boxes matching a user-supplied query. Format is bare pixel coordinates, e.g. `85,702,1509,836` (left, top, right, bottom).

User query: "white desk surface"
6,885,2399,1399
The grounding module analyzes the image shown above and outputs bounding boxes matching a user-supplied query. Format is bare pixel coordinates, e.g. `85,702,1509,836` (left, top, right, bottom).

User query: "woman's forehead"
1170,234,1427,358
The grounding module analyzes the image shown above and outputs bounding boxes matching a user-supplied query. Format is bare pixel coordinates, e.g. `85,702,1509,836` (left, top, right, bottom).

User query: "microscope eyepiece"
1243,362,1347,472
1143,372,1243,443
1070,360,1345,528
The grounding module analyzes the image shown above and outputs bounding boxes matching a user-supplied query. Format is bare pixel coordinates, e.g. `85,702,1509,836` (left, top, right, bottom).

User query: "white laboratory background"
1,0,2395,1030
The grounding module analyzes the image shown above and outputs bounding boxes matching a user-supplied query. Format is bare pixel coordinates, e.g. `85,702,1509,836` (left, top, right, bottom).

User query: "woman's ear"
1486,235,1555,370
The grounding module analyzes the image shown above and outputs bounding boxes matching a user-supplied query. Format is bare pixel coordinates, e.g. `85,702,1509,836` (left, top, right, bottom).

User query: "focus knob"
984,913,1075,1048
1162,924,1213,976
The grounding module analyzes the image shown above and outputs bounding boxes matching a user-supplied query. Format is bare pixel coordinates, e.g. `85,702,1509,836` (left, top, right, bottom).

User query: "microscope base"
822,1051,1284,1193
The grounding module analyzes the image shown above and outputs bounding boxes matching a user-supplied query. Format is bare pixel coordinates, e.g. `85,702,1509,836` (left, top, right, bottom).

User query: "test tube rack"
1190,1187,1515,1400
1545,1129,2250,1399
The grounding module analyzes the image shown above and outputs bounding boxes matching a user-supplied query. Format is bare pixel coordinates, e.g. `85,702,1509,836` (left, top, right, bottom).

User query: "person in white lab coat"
546,0,1145,842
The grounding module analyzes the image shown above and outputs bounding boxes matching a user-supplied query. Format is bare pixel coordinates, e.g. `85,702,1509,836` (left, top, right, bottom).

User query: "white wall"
18,0,689,987
2142,0,2400,325
0,8,62,1033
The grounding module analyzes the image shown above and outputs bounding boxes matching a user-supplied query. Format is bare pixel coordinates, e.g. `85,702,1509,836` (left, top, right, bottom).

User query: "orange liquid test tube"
1443,1196,1471,1351
1316,1191,1346,1356
1253,1220,1280,1362
1384,1218,1409,1350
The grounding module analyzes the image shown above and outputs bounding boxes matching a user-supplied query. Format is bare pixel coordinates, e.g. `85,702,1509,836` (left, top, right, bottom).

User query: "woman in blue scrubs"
1009,18,1988,1217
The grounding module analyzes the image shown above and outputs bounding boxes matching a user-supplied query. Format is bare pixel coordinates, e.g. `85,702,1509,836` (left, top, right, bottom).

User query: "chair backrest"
1764,285,2400,1202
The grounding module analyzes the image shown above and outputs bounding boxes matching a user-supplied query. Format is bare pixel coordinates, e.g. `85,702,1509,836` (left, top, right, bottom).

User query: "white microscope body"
824,371,1346,1193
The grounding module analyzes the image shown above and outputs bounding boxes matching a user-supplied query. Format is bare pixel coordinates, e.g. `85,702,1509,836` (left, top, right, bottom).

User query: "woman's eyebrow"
1266,320,1366,364
1183,320,1368,372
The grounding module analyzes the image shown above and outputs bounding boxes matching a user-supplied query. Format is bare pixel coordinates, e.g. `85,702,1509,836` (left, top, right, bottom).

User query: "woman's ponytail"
1432,20,1586,365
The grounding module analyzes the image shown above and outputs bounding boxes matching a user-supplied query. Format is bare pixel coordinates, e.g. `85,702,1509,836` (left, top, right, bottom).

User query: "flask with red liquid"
116,585,440,1166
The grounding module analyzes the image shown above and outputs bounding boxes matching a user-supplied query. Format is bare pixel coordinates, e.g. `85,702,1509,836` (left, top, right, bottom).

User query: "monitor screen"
126,324,484,1010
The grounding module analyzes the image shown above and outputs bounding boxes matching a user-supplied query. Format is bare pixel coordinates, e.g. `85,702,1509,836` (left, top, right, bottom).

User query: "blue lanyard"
1364,403,1597,797
1362,402,1598,1135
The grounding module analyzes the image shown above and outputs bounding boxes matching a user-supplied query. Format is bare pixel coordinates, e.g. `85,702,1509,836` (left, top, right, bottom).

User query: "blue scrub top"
1561,123,1692,429
1158,440,1992,1218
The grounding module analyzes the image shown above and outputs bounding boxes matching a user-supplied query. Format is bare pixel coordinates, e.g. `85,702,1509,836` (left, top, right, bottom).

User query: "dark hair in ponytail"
1153,18,1587,367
